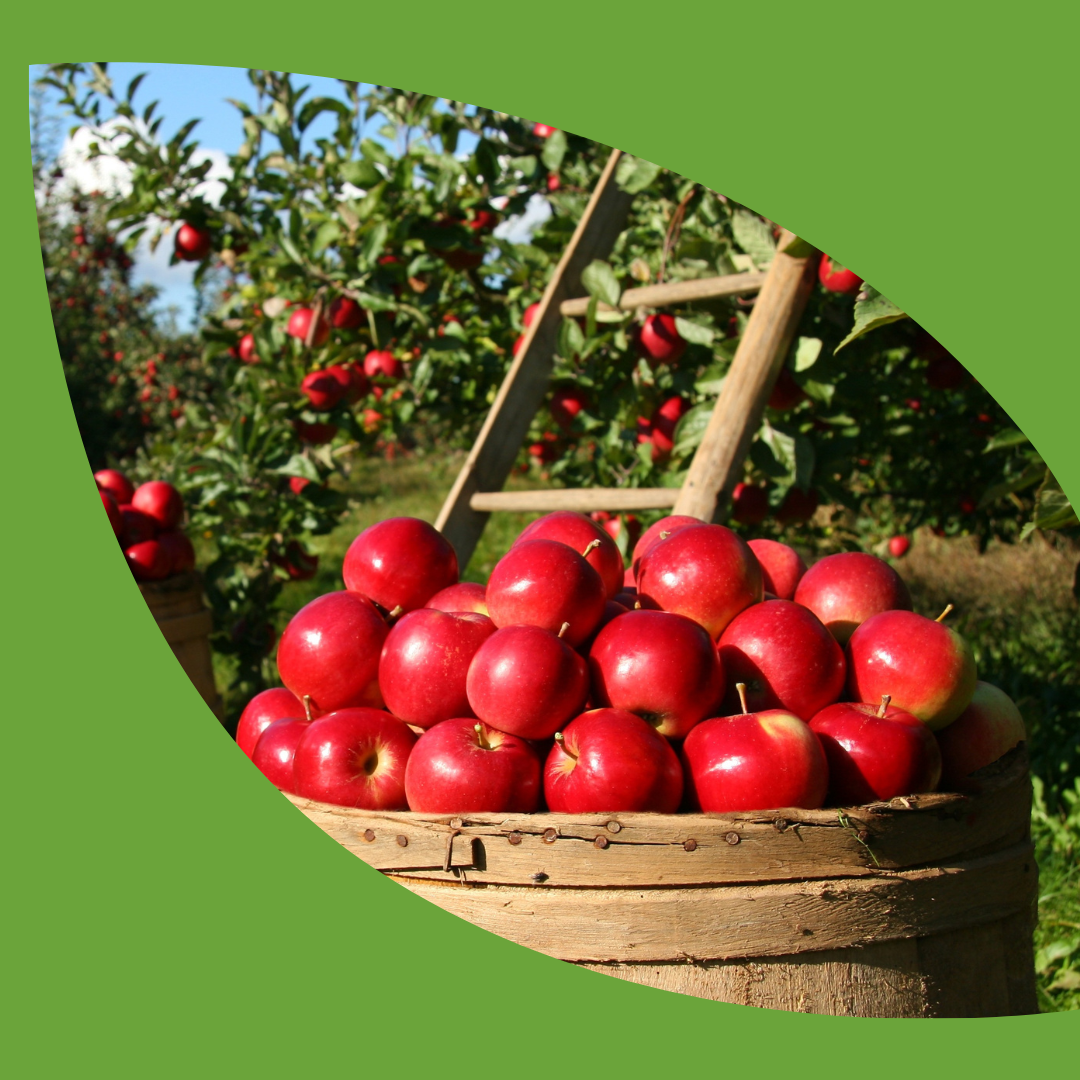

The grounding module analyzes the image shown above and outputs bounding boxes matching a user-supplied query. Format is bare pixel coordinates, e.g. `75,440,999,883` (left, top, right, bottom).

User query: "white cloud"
494,193,553,245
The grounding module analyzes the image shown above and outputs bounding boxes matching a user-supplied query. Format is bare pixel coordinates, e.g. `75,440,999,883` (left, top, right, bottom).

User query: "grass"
253,448,1080,1011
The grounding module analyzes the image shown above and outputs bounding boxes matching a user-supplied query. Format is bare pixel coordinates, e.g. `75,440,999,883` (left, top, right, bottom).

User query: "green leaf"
340,158,381,188
274,455,321,482
1030,472,1079,532
672,402,713,458
793,336,823,372
983,427,1032,452
581,260,621,308
509,155,537,179
674,316,714,346
615,155,661,194
360,221,389,266
796,377,835,405
279,234,304,266
298,96,351,133
475,139,500,185
732,210,776,270
541,129,567,173
978,459,1047,507
835,286,908,352
311,220,341,256
558,318,585,361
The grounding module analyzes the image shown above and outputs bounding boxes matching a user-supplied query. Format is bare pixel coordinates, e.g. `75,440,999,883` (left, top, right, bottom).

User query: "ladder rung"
469,488,680,513
559,271,766,318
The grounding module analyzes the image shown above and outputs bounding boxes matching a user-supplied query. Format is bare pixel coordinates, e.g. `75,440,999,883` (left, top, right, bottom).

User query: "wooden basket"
286,747,1038,1017
139,571,222,718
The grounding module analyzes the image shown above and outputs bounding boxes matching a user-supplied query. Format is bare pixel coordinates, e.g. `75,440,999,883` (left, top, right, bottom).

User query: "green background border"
6,3,1076,1074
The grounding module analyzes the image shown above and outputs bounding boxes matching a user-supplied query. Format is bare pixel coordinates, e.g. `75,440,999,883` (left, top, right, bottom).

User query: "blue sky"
30,63,484,328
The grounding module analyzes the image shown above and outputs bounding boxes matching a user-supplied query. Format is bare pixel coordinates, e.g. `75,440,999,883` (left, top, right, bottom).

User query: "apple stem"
736,682,749,714
634,600,642,610
557,621,570,639
554,731,577,760
581,539,602,558
935,603,955,623
659,531,670,540
474,722,491,751
877,694,892,718
388,605,404,620
302,695,315,723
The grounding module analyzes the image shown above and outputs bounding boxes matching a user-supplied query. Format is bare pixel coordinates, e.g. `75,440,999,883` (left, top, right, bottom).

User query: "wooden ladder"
435,148,820,567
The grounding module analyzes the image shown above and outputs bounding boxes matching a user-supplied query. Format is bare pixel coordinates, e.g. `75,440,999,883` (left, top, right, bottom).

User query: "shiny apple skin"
681,710,828,812
291,708,416,809
544,709,683,813
119,505,158,545
809,701,942,804
747,539,807,601
589,610,724,738
378,609,495,728
343,517,459,616
793,552,912,645
131,480,184,531
846,610,977,731
157,530,195,574
404,718,541,813
237,688,309,758
717,600,845,720
637,524,763,640
125,539,171,581
936,681,1026,790
514,511,623,600
424,582,489,615
636,314,686,366
251,717,311,792
485,539,605,647
466,624,589,740
630,515,701,579
276,591,388,714
95,468,134,505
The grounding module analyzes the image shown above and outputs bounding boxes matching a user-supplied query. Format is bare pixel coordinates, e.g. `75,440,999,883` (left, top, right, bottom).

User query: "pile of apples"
237,512,1026,815
95,469,195,583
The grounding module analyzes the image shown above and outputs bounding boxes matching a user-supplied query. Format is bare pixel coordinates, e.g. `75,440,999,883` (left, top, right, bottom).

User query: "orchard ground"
197,446,1080,1013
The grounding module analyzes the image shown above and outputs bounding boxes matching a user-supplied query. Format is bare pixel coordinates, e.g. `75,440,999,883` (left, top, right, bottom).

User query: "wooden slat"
468,487,679,513
435,149,635,568
559,270,766,317
674,231,819,522
392,843,1036,963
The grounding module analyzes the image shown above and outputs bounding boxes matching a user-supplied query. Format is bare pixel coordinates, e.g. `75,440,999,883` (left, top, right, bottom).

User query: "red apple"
300,369,345,411
251,717,310,792
637,314,686,366
888,535,911,558
287,307,330,346
329,296,364,330
649,396,689,457
293,419,338,445
343,517,459,617
379,609,495,728
545,709,683,813
936,681,1026,790
818,254,863,294
466,624,589,740
630,515,702,579
425,582,488,615
747,539,807,601
237,688,309,759
125,539,171,581
276,591,388,713
157,529,195,574
291,708,416,809
363,349,403,380
100,489,123,537
637,523,763,639
767,367,806,411
95,468,134,505
273,540,318,581
174,222,212,262
731,482,769,526
810,696,942,804
793,551,912,645
329,362,369,404
546,172,561,192
533,123,557,138
485,539,606,646
404,718,541,813
523,302,541,328
550,387,590,431
514,511,623,600
238,333,259,364
775,486,819,525
132,480,184,531
589,609,724,738
512,334,526,357
846,608,977,730
681,690,828,812
119,504,158,545
717,599,846,720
